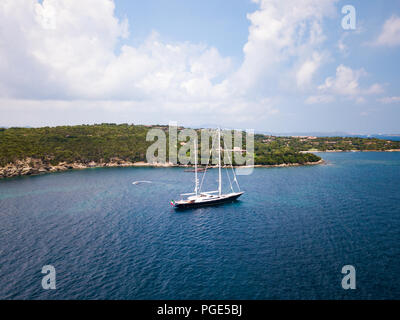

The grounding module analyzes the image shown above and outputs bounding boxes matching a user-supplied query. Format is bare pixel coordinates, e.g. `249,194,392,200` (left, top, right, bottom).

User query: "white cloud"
371,15,400,47
0,0,339,126
230,0,337,91
337,23,363,55
0,0,283,126
296,52,324,87
305,94,334,105
318,65,365,95
0,1,232,101
0,97,281,128
316,65,383,102
377,96,400,104
364,83,384,95
337,32,351,55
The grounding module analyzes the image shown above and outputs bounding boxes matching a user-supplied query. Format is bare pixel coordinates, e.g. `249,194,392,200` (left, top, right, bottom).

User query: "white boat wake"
132,181,152,185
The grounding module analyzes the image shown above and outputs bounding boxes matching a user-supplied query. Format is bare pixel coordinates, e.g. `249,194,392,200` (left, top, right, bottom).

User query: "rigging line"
198,129,217,193
222,136,235,192
224,141,241,191
232,165,241,191
225,166,234,192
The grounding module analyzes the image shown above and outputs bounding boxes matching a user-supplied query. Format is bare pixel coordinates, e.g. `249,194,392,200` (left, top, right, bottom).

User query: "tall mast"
194,137,198,196
218,128,222,196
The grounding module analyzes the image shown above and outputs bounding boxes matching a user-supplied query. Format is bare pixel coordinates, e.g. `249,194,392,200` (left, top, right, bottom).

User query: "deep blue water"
374,135,400,141
0,152,399,300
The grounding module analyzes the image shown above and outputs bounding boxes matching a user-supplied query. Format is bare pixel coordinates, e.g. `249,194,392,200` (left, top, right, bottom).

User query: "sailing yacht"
171,128,244,209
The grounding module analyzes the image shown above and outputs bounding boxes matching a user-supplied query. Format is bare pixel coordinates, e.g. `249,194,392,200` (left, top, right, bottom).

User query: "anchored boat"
171,128,244,209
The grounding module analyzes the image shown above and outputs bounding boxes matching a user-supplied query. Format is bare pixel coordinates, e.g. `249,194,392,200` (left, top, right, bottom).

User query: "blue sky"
0,0,400,133
113,0,257,61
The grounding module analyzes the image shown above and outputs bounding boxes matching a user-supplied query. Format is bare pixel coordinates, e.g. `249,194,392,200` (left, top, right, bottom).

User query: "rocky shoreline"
0,158,176,179
253,159,325,168
0,157,326,179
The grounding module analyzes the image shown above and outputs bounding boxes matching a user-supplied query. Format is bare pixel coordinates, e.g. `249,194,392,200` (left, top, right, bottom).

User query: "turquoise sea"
0,152,399,299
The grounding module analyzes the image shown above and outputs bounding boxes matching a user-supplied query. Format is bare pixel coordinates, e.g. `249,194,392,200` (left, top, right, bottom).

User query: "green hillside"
0,124,326,167
1,124,399,168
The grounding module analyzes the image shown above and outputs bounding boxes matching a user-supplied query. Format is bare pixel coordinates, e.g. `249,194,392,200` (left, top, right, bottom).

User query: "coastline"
4,148,400,179
252,159,325,168
301,149,400,153
0,157,325,179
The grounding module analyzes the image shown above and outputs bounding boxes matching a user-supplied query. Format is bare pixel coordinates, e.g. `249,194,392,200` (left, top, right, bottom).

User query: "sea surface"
0,152,399,299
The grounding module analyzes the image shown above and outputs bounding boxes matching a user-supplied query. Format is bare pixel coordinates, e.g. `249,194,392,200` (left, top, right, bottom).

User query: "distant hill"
1,124,400,178
256,131,400,139
0,123,318,166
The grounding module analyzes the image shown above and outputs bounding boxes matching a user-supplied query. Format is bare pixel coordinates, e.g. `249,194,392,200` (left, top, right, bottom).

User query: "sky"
0,0,400,134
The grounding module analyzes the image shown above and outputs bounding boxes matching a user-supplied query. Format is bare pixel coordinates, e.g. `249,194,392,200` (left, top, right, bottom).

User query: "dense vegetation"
254,134,400,153
0,124,150,166
1,124,398,167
